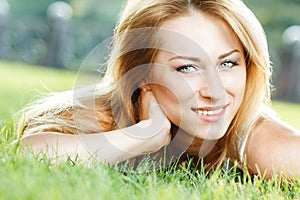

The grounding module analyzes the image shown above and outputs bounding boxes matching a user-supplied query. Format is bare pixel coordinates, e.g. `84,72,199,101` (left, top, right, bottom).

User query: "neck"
170,125,220,158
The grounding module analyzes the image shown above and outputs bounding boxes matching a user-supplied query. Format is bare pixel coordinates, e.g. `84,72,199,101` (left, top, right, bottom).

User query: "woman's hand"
137,89,172,153
139,88,156,121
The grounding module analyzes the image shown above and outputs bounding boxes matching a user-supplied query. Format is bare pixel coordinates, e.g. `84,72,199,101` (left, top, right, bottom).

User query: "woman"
18,0,300,179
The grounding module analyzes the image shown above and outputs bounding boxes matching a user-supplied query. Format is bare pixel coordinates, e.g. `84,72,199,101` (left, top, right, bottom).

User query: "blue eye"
176,65,198,74
219,60,237,70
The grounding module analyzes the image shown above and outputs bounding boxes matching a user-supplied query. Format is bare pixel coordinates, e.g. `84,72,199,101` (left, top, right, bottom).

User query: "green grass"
272,101,300,130
0,61,77,122
1,61,300,199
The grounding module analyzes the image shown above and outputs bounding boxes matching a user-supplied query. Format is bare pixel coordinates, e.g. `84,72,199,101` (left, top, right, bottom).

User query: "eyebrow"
218,49,241,59
168,49,241,62
168,55,201,62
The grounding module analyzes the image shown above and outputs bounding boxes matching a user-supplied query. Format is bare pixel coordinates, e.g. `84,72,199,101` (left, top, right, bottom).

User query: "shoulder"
244,116,300,176
252,116,299,139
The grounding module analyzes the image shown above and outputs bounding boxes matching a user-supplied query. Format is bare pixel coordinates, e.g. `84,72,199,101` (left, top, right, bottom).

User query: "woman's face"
150,11,246,140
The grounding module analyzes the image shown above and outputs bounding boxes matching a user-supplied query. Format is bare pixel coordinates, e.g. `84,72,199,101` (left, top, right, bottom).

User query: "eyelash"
176,64,198,74
218,60,238,70
176,60,238,74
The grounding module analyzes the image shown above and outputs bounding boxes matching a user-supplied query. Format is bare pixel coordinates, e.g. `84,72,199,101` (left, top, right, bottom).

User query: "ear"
139,82,152,92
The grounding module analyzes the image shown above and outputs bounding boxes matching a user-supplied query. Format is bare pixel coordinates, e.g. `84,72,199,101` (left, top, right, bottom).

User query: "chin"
189,127,227,141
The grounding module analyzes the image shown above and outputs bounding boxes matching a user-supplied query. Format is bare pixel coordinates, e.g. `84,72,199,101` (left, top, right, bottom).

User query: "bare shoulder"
254,117,299,138
245,117,300,177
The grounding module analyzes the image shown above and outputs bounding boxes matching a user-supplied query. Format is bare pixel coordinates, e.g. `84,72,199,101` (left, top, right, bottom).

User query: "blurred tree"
8,0,299,46
70,0,125,21
8,0,71,17
4,0,300,71
244,0,300,50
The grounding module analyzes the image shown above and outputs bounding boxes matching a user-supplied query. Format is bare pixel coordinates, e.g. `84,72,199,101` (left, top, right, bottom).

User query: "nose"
197,68,225,103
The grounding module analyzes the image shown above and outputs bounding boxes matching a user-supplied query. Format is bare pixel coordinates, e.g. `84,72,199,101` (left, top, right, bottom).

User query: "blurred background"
0,0,300,124
0,0,124,69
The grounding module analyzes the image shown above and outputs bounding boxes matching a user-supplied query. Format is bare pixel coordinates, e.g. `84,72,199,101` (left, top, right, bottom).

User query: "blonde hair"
19,0,272,166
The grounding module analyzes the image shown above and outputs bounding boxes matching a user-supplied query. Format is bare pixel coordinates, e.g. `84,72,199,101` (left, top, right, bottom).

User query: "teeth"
197,108,223,115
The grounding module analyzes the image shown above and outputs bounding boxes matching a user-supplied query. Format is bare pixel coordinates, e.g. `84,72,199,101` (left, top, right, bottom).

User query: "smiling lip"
191,104,228,122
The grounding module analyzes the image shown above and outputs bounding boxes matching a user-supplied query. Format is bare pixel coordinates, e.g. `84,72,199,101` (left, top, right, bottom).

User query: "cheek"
223,69,246,105
150,72,193,125
151,84,181,124
152,83,177,103
237,72,247,102
151,68,195,105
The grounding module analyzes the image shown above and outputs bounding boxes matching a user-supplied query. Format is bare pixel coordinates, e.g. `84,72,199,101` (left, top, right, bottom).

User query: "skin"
149,11,246,151
246,118,300,178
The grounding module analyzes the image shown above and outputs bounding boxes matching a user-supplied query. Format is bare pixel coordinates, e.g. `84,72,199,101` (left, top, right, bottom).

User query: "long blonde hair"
19,0,272,165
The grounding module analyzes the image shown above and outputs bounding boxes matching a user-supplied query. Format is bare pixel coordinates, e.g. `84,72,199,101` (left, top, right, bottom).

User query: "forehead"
157,10,244,60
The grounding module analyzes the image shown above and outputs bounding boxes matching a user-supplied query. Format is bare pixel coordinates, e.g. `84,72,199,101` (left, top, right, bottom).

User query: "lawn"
0,61,77,122
1,61,300,200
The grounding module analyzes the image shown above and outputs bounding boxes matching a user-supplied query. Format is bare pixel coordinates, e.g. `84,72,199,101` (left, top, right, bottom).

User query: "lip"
191,104,229,123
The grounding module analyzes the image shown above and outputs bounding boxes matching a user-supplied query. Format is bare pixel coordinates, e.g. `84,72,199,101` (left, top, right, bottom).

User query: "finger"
139,90,152,120
149,103,165,119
